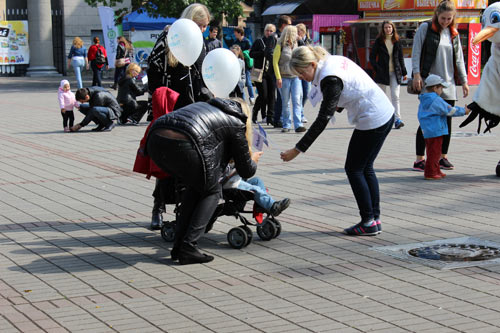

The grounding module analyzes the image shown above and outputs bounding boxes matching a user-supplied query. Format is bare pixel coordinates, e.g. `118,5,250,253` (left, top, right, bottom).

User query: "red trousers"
424,136,443,178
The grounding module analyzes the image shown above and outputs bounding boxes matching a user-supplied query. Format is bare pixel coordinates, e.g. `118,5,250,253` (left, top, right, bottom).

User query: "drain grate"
372,237,500,269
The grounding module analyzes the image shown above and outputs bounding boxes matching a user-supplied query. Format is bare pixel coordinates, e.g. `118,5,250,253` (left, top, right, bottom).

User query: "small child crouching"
418,74,470,180
57,80,79,132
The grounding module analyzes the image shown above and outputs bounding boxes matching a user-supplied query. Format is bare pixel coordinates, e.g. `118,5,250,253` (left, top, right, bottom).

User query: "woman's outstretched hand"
280,148,300,162
252,151,263,163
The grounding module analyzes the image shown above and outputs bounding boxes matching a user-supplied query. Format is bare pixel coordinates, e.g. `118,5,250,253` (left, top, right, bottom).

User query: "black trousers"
253,72,275,122
61,110,74,128
120,100,148,123
147,130,221,245
91,61,103,87
416,99,454,156
345,115,394,222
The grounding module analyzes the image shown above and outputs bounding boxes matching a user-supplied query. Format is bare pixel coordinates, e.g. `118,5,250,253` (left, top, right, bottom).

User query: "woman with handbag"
369,20,407,129
112,36,132,90
250,24,277,125
410,0,468,172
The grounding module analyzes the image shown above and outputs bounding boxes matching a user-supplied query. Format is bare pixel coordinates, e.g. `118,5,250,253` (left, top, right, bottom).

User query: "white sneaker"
249,97,256,105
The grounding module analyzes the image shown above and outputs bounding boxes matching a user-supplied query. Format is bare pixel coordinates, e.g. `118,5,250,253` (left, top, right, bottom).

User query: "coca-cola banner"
467,23,481,85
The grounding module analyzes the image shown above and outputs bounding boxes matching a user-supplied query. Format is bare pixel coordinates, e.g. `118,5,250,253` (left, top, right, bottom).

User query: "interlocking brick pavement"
1,76,500,332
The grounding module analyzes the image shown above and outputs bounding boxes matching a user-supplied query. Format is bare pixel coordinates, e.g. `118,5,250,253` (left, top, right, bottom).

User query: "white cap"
425,74,450,88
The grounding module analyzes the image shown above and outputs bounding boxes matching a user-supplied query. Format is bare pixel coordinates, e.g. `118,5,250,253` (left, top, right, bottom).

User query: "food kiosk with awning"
343,0,486,84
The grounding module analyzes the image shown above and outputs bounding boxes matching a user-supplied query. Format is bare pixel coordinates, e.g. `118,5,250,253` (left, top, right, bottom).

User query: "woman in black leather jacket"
117,63,148,124
147,98,260,265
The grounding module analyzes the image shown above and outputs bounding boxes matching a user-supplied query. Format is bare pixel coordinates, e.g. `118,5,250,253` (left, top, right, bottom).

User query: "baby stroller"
160,180,282,249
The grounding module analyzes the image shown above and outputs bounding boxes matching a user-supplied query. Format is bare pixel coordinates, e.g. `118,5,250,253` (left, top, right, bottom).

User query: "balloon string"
188,66,194,102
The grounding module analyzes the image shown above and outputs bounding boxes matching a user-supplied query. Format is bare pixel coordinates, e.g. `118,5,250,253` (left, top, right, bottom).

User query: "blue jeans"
345,115,394,222
71,57,85,89
80,106,113,127
279,77,303,130
245,70,255,99
301,80,311,120
274,87,282,125
237,177,274,211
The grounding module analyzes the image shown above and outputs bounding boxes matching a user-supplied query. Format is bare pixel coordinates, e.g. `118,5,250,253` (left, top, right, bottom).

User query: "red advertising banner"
467,23,481,85
359,0,487,11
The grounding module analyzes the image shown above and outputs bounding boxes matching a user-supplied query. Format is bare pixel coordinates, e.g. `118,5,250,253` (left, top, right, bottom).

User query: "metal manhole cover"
372,237,500,269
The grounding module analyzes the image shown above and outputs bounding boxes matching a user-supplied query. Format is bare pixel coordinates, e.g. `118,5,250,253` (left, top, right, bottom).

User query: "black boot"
150,199,164,230
178,242,214,265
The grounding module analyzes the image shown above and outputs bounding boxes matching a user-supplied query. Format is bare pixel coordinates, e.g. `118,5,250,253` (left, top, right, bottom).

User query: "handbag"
115,58,131,68
406,77,421,95
250,63,265,83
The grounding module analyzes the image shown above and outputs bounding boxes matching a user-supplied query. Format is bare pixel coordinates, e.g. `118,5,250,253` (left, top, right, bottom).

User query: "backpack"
95,46,106,65
243,50,253,69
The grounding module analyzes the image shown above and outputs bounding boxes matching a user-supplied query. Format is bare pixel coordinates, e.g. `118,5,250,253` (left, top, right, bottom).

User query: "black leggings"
147,130,221,246
416,99,454,156
345,115,394,222
253,72,276,122
61,110,74,128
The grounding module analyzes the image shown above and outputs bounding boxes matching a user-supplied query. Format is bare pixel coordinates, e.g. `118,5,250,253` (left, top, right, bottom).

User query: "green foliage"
84,0,244,24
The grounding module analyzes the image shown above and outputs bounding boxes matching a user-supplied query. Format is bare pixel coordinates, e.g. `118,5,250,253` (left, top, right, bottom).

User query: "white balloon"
167,18,203,66
202,48,241,98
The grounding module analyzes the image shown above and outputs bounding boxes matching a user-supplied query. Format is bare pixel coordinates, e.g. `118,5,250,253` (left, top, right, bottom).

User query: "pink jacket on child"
58,80,79,111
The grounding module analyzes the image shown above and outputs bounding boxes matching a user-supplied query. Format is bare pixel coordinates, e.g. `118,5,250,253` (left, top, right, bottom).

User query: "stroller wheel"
241,225,253,246
228,227,248,249
271,219,281,238
257,220,277,241
161,221,176,242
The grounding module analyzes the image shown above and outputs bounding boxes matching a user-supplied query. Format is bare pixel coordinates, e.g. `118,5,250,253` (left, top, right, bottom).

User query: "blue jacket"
68,45,87,59
418,92,466,139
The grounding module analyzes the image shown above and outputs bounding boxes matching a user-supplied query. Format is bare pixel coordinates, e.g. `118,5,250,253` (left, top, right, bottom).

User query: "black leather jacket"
87,87,122,119
117,76,147,106
149,98,257,187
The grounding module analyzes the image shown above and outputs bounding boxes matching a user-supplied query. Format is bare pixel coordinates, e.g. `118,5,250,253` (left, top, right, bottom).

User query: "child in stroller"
161,165,290,249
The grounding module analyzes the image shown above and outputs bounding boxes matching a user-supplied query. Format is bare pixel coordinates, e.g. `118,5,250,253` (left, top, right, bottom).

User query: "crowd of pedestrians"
56,0,474,264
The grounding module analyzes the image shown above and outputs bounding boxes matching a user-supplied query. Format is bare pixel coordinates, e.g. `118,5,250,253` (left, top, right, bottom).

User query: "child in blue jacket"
418,74,470,180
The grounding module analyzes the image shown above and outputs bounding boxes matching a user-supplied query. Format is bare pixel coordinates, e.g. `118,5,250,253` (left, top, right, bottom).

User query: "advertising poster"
0,20,29,65
98,6,118,69
130,30,162,64
359,0,487,11
467,23,481,85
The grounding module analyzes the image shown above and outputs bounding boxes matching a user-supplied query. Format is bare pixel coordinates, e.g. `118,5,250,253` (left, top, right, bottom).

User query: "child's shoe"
344,220,379,236
64,126,70,132
424,174,442,180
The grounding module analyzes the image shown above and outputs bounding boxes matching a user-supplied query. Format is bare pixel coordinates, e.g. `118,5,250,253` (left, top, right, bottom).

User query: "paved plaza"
1,76,500,332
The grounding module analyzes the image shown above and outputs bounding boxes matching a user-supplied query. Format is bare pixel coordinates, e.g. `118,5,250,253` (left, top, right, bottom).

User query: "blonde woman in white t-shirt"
281,45,394,236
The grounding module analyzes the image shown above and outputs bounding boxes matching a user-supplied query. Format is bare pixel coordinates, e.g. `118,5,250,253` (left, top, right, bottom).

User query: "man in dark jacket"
147,98,259,265
205,26,222,52
71,87,122,132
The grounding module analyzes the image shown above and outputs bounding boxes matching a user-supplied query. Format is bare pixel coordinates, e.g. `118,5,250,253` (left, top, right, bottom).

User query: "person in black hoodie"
250,24,277,124
369,21,407,129
72,87,122,132
146,98,259,265
117,63,148,124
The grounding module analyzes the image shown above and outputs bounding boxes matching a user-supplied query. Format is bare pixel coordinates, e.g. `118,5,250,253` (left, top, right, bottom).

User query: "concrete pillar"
26,0,60,76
